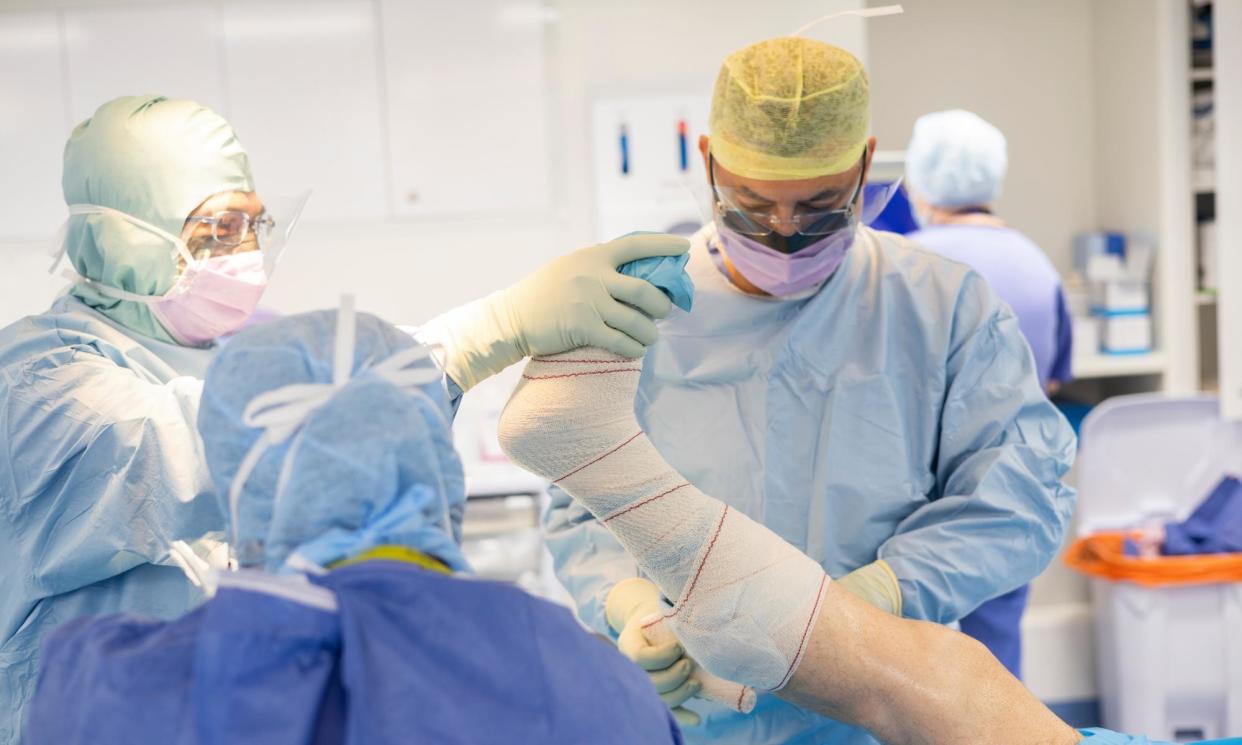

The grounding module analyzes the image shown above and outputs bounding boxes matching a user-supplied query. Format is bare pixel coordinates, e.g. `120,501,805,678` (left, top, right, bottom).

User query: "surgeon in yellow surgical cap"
544,36,1076,743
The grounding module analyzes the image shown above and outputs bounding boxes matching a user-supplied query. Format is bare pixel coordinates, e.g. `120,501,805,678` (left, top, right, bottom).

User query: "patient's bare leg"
784,584,1081,745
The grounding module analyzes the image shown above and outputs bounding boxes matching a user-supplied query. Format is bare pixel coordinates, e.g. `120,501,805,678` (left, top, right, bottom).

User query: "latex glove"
836,559,903,616
417,233,690,392
606,578,702,728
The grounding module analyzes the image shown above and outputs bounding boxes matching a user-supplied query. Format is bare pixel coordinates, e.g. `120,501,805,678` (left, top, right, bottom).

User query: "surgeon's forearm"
781,584,1080,745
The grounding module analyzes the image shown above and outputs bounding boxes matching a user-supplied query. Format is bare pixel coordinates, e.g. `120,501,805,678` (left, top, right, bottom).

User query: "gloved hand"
606,578,702,728
416,233,690,392
836,559,903,616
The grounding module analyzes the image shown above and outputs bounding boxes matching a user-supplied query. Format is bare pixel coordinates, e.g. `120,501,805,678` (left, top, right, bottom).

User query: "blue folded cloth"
1164,476,1242,556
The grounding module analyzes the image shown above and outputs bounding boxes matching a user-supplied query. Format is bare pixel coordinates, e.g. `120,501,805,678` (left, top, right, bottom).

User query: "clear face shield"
180,190,310,275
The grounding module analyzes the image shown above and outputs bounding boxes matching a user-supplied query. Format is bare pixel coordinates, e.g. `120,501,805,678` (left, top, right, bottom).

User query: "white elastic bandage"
498,349,829,691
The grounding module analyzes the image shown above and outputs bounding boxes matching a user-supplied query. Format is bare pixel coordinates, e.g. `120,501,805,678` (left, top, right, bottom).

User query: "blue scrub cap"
905,109,1008,209
198,301,468,574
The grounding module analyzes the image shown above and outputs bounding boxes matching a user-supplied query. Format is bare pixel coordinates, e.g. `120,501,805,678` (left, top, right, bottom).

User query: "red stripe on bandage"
522,368,642,381
531,357,630,364
777,574,829,690
602,483,691,524
655,506,730,624
554,431,643,482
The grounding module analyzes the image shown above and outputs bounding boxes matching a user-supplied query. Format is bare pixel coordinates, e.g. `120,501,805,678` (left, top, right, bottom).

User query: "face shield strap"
790,4,904,37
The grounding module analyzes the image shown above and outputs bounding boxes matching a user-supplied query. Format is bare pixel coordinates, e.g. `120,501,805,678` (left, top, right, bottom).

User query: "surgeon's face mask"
715,222,856,297
63,194,308,346
710,160,901,298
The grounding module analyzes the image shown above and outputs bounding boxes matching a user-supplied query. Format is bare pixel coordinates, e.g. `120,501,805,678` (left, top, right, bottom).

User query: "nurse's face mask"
61,191,309,346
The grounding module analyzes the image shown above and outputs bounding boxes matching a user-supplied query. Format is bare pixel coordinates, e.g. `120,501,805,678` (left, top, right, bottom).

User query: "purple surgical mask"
715,224,854,297
710,179,903,298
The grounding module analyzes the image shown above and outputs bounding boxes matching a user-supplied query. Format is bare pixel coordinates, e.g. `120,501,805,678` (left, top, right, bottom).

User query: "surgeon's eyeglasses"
709,153,866,238
183,210,275,252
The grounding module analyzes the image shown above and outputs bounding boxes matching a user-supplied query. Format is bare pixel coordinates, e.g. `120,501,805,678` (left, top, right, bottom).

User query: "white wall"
866,0,1098,275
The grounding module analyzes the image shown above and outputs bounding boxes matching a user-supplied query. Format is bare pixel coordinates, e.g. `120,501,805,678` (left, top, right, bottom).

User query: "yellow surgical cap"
709,37,869,181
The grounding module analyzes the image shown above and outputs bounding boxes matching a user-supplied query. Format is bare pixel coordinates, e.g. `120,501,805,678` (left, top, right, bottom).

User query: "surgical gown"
0,294,222,745
907,222,1072,677
545,224,1077,744
26,561,683,745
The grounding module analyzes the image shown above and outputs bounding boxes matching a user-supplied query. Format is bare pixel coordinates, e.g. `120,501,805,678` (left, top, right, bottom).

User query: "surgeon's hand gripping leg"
498,349,829,693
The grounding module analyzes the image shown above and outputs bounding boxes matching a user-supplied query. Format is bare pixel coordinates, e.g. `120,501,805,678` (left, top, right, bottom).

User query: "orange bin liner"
1065,532,1242,587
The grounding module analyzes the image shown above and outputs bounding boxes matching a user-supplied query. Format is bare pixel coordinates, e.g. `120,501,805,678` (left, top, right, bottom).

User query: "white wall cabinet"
0,12,71,238
221,0,388,222
380,0,552,217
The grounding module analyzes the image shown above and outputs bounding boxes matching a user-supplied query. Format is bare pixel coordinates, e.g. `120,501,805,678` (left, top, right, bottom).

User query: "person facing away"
543,36,1077,744
905,108,1072,397
25,307,682,745
903,108,1075,679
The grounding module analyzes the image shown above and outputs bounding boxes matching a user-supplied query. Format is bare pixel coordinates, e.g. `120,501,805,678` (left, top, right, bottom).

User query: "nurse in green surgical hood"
0,95,688,743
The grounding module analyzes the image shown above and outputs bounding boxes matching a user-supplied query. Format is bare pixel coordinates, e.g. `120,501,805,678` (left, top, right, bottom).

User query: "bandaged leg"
498,349,829,691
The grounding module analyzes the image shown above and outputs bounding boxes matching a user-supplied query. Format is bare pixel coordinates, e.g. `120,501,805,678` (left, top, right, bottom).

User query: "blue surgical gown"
908,222,1072,678
545,225,1077,744
0,295,220,745
26,562,683,745
908,224,1072,389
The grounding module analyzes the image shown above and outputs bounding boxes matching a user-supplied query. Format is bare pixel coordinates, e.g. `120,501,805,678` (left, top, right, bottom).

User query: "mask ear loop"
65,203,199,270
47,220,69,274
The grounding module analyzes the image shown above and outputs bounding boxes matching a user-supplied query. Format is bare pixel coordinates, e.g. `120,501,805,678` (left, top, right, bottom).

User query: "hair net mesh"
709,37,870,181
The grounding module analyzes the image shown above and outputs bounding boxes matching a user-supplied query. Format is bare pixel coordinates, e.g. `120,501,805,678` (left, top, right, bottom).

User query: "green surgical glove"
606,578,702,728
836,559,903,616
417,233,690,392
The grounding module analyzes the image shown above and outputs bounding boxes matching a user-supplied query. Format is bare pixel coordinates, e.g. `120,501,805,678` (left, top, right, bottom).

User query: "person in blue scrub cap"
905,109,1072,398
904,108,1075,680
544,36,1077,743
0,94,687,743
25,306,683,745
